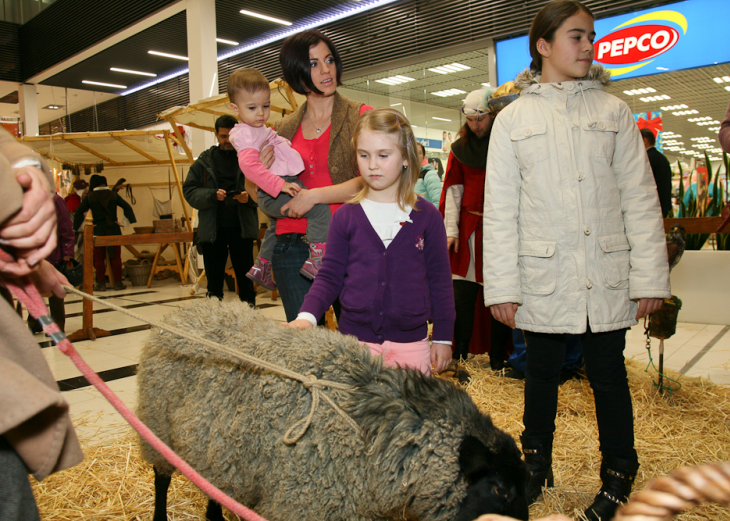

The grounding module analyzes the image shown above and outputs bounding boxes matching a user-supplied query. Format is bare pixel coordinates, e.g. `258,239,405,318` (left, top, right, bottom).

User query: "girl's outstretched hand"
288,319,313,330
430,343,452,373
491,303,518,329
474,515,570,521
636,298,664,320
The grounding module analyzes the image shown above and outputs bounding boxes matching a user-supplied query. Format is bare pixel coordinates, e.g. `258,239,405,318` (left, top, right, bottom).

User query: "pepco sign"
593,11,688,77
496,0,730,84
595,25,680,64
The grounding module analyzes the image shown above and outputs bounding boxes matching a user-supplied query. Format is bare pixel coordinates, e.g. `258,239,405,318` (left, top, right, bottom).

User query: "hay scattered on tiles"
33,359,730,520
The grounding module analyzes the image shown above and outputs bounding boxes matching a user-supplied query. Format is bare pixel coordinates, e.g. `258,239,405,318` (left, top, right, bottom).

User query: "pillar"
186,0,219,157
18,84,39,137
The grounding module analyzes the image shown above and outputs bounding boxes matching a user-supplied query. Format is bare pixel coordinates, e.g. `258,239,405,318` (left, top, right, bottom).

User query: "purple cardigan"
300,196,455,344
48,193,75,266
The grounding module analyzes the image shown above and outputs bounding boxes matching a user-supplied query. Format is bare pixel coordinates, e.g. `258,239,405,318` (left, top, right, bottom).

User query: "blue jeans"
0,436,40,521
271,236,312,322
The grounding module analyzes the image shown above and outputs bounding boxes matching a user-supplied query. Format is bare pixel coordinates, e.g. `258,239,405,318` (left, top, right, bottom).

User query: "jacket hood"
514,64,611,91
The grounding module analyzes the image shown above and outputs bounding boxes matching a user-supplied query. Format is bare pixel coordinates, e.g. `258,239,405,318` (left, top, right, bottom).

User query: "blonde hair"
350,108,420,211
226,68,270,106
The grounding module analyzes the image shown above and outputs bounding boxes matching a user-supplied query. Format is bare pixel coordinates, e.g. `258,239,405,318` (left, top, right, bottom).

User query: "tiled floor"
33,278,730,443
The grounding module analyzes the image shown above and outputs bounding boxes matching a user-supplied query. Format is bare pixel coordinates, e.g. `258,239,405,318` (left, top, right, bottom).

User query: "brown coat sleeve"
0,127,83,480
0,127,53,225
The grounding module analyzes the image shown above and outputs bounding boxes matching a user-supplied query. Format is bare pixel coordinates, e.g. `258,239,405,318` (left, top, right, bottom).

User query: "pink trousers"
363,338,432,376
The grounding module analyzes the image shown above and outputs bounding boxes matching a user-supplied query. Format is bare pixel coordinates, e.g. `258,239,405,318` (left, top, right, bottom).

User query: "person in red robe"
439,84,520,369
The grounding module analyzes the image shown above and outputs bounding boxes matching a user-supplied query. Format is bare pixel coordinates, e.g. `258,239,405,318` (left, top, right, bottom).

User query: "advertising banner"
417,138,443,151
496,0,730,84
634,111,663,152
0,116,20,137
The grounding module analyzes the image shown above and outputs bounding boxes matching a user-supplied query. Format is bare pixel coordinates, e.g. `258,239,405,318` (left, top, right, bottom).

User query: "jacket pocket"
518,239,557,296
510,124,548,165
582,120,619,160
397,299,429,331
598,234,630,289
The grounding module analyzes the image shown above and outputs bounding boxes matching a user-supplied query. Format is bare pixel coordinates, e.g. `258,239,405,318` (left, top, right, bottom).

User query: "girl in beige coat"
483,2,670,520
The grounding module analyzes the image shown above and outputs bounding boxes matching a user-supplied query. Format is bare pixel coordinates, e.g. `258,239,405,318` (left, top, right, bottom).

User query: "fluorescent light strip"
240,9,291,26
110,67,157,77
82,80,126,89
432,116,451,121
148,50,189,61
216,38,239,46
122,0,401,96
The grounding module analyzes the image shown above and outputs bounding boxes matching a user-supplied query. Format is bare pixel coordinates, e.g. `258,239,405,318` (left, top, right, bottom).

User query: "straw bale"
32,359,730,520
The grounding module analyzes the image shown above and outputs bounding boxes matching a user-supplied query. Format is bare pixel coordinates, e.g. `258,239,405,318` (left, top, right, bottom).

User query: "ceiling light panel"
432,117,452,121
82,80,126,89
148,50,188,61
216,38,239,46
428,63,471,75
239,9,292,26
374,75,415,85
110,67,157,77
431,89,466,97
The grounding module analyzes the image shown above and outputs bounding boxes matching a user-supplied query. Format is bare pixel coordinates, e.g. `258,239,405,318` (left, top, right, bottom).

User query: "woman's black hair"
279,30,343,95
529,0,594,72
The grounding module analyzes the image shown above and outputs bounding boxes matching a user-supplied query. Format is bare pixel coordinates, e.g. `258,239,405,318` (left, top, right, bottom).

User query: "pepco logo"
595,25,679,64
594,10,688,76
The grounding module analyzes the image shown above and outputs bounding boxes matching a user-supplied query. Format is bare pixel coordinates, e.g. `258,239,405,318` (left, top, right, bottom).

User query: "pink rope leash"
3,270,267,521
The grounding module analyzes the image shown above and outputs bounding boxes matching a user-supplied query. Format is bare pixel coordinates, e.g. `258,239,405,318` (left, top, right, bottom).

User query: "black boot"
584,454,640,521
521,435,554,504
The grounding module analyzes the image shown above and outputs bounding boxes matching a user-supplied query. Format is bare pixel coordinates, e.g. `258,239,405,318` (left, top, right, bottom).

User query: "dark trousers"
93,245,122,283
523,325,636,459
27,294,66,333
0,437,41,521
202,226,255,306
453,279,511,361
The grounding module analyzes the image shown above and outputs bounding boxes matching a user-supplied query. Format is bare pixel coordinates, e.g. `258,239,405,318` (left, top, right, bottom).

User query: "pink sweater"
229,123,305,197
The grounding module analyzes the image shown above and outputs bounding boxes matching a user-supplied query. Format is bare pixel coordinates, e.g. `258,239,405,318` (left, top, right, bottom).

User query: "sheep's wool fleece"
137,300,506,520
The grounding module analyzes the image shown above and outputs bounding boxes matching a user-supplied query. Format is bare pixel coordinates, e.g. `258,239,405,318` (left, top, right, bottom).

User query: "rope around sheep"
62,285,363,444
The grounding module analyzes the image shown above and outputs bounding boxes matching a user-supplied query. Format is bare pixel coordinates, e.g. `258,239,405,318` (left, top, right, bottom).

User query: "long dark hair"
529,0,594,72
456,121,478,146
279,30,343,95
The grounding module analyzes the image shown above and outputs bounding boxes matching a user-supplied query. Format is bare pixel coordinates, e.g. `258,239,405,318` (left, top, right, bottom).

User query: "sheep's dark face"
453,435,529,521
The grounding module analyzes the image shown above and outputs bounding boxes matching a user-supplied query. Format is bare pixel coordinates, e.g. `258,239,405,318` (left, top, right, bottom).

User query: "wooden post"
67,213,110,342
164,132,193,232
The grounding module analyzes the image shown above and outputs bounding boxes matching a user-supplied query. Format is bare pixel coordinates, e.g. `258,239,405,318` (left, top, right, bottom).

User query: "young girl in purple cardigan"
288,108,455,375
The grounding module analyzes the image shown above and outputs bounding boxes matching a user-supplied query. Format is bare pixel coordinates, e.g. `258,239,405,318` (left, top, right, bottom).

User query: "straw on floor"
32,358,730,520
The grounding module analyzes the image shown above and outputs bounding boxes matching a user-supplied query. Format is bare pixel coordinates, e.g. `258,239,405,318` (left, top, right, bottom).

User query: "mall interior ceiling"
0,0,727,166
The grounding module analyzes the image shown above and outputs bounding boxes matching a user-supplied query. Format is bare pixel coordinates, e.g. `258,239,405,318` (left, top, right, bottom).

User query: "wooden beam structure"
111,134,159,162
66,138,120,165
663,217,727,234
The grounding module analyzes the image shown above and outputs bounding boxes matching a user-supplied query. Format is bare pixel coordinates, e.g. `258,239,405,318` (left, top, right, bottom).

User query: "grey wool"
137,300,525,520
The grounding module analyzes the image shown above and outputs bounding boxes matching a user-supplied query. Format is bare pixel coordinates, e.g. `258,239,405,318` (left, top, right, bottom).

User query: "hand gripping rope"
0,257,267,521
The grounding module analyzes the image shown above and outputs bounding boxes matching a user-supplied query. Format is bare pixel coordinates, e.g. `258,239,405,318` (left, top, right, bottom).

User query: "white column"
18,84,39,137
487,40,498,88
186,0,219,157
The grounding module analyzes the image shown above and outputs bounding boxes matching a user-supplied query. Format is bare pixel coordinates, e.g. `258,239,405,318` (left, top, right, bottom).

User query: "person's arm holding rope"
0,128,57,277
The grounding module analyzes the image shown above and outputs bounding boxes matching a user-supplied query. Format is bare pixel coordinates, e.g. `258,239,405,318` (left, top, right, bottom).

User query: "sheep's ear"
459,436,491,482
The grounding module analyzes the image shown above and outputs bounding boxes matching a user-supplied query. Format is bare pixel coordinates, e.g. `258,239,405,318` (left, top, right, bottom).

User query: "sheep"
137,299,529,521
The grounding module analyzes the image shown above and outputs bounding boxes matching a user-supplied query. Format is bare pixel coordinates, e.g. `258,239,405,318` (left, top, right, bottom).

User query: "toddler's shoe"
94,281,108,292
299,256,322,280
246,258,276,290
113,281,127,291
300,242,325,280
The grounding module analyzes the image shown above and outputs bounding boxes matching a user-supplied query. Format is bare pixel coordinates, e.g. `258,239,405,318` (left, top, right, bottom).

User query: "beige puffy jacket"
483,66,670,334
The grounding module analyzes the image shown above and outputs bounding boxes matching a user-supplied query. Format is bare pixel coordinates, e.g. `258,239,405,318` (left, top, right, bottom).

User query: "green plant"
675,152,727,250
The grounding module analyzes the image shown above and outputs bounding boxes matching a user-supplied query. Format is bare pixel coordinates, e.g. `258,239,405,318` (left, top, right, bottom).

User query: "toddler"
227,68,330,289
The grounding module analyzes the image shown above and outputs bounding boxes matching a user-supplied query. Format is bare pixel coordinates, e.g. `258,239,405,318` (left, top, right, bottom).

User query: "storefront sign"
417,138,442,151
634,111,663,152
496,0,730,84
0,116,19,137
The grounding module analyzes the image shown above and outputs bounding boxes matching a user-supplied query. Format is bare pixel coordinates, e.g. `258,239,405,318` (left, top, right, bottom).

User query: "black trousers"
201,226,255,306
0,437,40,521
523,325,636,460
453,279,511,361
